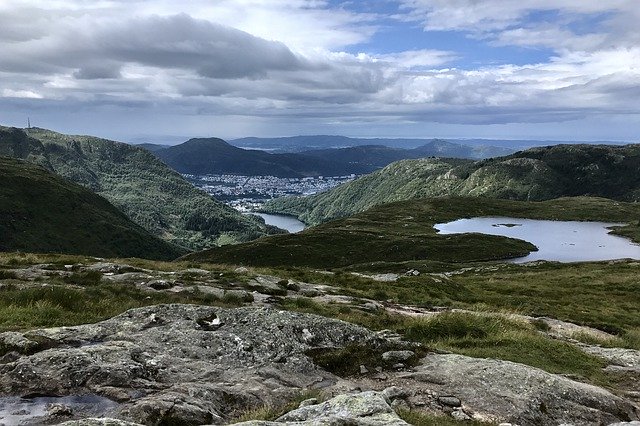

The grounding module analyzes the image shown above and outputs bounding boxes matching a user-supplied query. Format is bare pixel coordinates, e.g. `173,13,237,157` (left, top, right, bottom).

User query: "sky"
0,0,639,143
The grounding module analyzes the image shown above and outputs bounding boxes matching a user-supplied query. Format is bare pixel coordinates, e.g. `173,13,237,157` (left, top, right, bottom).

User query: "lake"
252,213,305,233
434,217,640,263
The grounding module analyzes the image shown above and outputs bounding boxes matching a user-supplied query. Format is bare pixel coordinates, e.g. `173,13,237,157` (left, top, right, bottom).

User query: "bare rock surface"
579,346,640,372
400,353,640,425
0,304,381,425
231,391,409,425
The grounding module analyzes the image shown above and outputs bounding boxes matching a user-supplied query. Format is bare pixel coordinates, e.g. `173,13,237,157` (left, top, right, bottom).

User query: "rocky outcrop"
400,354,639,425
232,391,409,425
0,305,382,425
0,302,638,425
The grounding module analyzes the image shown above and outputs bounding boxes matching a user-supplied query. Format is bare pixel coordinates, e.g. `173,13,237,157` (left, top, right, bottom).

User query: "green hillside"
263,144,640,225
0,156,183,259
0,126,274,251
185,196,640,270
154,137,373,177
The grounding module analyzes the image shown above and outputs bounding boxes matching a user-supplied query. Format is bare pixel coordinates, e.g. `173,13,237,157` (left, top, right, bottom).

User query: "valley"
4,2,640,424
184,173,355,211
1,126,640,425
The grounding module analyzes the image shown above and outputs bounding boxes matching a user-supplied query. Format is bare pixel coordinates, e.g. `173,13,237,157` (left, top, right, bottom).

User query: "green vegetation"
0,281,250,334
0,126,273,251
0,251,637,390
286,299,611,386
263,144,640,225
271,261,640,346
231,390,324,423
307,342,427,376
185,196,640,269
397,409,494,426
155,137,372,177
403,313,607,381
0,157,183,260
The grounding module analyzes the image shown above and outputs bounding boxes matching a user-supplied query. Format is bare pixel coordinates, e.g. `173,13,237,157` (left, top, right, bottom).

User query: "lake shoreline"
435,216,640,263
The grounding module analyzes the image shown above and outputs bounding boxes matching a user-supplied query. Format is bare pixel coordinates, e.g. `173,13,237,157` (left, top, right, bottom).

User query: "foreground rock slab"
0,304,380,425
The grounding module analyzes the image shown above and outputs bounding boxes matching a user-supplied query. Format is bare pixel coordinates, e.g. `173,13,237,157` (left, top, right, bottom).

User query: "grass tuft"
397,408,494,426
231,390,324,423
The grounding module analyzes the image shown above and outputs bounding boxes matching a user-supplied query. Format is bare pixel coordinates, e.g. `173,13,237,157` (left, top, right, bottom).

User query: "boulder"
403,353,640,425
231,390,409,425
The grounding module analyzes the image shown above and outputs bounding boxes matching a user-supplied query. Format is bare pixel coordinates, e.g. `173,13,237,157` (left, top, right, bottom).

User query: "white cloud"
0,0,639,140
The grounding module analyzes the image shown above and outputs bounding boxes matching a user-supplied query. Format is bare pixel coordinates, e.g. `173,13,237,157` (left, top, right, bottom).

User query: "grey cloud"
0,13,306,80
74,63,122,80
95,14,305,79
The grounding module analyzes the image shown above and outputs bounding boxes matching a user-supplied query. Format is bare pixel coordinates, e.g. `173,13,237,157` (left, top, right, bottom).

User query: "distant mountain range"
230,135,627,153
0,156,183,259
153,137,373,177
263,143,640,225
0,126,275,251
148,137,513,177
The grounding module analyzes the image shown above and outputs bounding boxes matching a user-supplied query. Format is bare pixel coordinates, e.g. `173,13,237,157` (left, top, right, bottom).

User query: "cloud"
0,0,638,140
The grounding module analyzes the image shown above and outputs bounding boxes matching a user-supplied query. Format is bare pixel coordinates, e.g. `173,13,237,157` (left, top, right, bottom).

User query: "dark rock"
438,396,461,407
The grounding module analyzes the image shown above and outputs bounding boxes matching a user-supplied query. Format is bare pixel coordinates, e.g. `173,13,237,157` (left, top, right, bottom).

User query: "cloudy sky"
1,0,639,143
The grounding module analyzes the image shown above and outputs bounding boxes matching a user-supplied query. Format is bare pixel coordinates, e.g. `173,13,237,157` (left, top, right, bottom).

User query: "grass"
267,260,640,339
397,409,494,426
0,270,17,280
184,196,640,270
572,328,640,350
306,342,427,377
403,313,607,383
0,251,636,392
0,281,249,333
62,270,103,286
231,390,324,423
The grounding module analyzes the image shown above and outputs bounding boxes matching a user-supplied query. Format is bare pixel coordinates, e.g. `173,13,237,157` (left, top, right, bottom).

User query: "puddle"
0,394,118,425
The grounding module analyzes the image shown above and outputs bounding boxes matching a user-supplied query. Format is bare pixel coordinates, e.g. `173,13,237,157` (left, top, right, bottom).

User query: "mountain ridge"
0,126,273,251
262,143,640,225
0,156,183,259
151,136,513,178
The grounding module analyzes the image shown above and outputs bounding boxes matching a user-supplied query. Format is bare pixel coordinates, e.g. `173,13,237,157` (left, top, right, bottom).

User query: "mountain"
154,137,372,177
0,126,273,251
232,135,629,153
262,144,640,225
152,137,512,178
0,156,183,259
134,143,170,153
231,135,515,156
301,139,513,168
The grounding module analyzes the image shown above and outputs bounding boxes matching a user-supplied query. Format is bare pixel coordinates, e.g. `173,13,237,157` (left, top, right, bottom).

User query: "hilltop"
232,135,517,156
0,126,273,251
0,156,183,259
153,137,372,177
263,143,640,225
149,137,513,178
